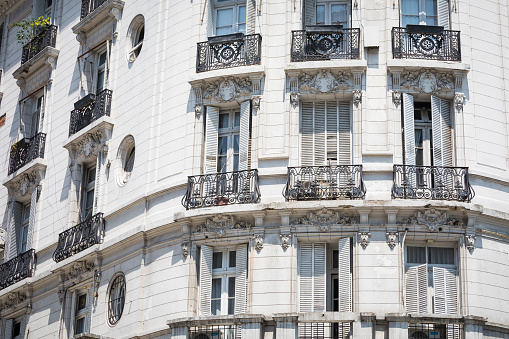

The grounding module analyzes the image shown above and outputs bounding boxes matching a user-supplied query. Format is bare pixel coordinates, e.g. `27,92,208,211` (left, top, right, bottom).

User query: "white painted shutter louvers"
234,244,248,314
9,202,22,259
338,237,351,312
304,0,317,27
405,264,428,313
200,245,213,316
205,107,220,174
5,319,13,339
301,102,314,166
403,93,416,166
238,101,251,171
338,101,352,165
26,191,37,251
246,0,256,34
431,96,444,167
437,0,450,29
299,243,326,312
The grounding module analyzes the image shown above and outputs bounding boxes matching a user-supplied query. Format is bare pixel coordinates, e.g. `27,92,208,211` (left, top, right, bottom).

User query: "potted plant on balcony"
10,16,50,48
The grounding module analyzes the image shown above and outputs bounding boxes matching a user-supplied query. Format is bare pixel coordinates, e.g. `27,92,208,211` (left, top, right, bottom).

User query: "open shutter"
26,191,37,251
238,101,251,171
326,101,338,165
20,316,27,339
299,243,326,312
403,93,415,166
83,58,93,95
205,107,219,173
86,288,93,332
437,0,450,29
5,319,13,339
431,96,444,167
338,237,351,312
206,0,214,37
432,96,453,190
234,244,248,314
440,99,453,167
338,101,351,165
200,245,213,316
9,202,22,260
313,243,326,312
405,264,428,313
69,290,77,337
314,102,326,166
301,102,314,166
433,267,458,314
304,0,317,27
246,0,256,34
30,108,41,138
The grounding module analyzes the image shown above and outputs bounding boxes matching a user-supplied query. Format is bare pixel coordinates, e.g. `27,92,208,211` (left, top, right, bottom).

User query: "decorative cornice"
197,215,252,237
291,208,357,231
299,69,353,94
3,292,26,310
400,209,464,232
359,232,370,249
386,232,398,250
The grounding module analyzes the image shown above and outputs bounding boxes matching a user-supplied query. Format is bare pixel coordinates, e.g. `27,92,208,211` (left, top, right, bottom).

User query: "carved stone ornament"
181,242,189,259
12,170,40,197
290,92,300,109
75,131,104,161
465,234,476,253
57,289,65,304
386,232,398,250
93,270,102,295
67,261,95,282
194,104,203,117
454,93,465,112
291,208,357,231
399,69,455,94
359,232,370,249
203,77,252,102
299,69,352,94
392,90,401,106
251,95,261,112
353,89,362,106
4,292,26,309
26,302,32,314
280,234,291,251
197,215,252,237
0,228,6,249
253,234,264,253
401,209,464,232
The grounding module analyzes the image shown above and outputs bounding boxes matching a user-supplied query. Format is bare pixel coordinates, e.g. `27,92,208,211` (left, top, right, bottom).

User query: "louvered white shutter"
9,202,22,260
20,316,27,339
431,96,444,167
326,102,338,165
433,267,457,314
437,0,450,29
304,0,317,27
431,96,453,189
234,244,248,314
314,102,326,166
301,102,314,166
338,101,351,165
30,108,40,138
200,245,213,316
246,0,256,34
69,290,77,337
239,101,251,171
205,107,219,173
206,0,214,37
440,99,452,167
299,243,326,312
26,191,37,251
403,93,416,166
5,319,13,339
405,264,428,313
338,237,351,312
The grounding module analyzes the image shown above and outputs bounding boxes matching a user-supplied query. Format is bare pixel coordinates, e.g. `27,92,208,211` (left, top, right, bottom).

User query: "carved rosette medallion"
291,208,357,231
197,215,252,237
400,209,464,232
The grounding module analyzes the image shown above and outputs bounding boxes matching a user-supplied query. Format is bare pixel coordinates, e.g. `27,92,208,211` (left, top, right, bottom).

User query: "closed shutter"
433,267,458,314
5,319,13,339
206,0,214,37
234,244,248,314
326,102,338,165
26,191,37,251
315,102,326,166
338,101,351,165
8,202,22,260
69,290,77,337
437,0,450,29
238,101,251,171
246,0,256,34
299,243,326,312
402,93,416,166
301,102,315,166
338,237,351,312
405,264,428,313
304,0,317,27
205,107,220,173
19,316,27,339
200,245,213,316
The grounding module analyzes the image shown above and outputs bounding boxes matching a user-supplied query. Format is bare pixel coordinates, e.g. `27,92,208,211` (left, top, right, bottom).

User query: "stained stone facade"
0,1,509,339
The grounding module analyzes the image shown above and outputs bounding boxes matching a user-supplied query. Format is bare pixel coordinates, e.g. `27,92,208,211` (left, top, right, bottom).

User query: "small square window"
213,252,223,269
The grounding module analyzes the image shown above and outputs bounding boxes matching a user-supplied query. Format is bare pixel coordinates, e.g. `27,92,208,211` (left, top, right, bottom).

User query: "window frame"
211,248,237,315
217,109,241,173
18,203,30,254
74,291,89,335
315,0,350,27
401,0,438,27
213,0,247,36
80,164,96,222
108,272,126,326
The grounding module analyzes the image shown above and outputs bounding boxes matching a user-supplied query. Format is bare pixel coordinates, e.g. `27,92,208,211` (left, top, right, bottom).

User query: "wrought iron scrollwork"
392,165,474,202
0,249,36,290
182,169,261,209
9,133,46,175
80,0,108,19
69,89,113,136
283,165,366,201
391,27,461,61
21,25,57,65
291,29,360,62
53,213,104,263
196,34,262,72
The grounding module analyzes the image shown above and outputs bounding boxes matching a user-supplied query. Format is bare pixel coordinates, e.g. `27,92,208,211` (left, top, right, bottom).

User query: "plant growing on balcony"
10,16,50,46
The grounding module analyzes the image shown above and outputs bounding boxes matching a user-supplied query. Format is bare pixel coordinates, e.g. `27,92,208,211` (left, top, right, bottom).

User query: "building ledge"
63,115,114,152
13,47,59,81
3,160,47,192
387,59,470,73
72,0,124,37
167,315,266,328
189,65,265,85
286,59,367,73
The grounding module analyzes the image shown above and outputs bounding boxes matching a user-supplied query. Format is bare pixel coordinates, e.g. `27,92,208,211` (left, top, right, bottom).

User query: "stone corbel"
290,92,300,109
253,234,264,253
16,77,26,91
465,233,476,253
280,233,291,251
358,209,371,225
45,56,57,70
108,7,122,21
194,104,203,117
93,269,102,298
385,209,398,225
249,74,263,95
453,70,467,90
251,95,261,113
353,89,362,106
252,212,265,227
76,32,86,45
386,232,398,250
181,241,190,259
287,71,300,93
359,231,371,249
392,90,401,106
352,70,363,89
454,93,465,112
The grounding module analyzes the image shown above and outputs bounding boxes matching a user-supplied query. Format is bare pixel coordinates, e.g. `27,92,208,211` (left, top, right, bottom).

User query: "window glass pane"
234,112,241,127
429,247,455,265
229,250,236,268
316,5,325,24
13,322,21,337
238,23,246,34
22,204,30,224
333,277,339,311
99,52,107,66
425,0,437,16
402,15,419,27
228,298,235,315
332,250,338,269
86,190,94,210
331,4,347,25
96,70,105,93
75,318,85,335
414,129,423,148
77,293,87,311
211,300,221,315
407,246,426,264
212,278,222,299
87,167,96,185
401,0,419,15
238,5,246,25
217,155,227,173
426,16,437,25
213,252,223,269
219,113,229,129
233,155,239,172
217,8,233,34
233,134,240,154
218,136,228,156
228,277,236,297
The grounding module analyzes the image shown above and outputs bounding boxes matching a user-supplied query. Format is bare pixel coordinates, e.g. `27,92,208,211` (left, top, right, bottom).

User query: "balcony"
196,33,262,73
9,133,46,175
392,165,474,202
53,213,104,263
182,169,260,210
69,89,112,136
298,321,353,339
21,25,57,65
0,249,36,290
291,27,360,62
283,165,366,201
392,26,461,61
81,0,108,19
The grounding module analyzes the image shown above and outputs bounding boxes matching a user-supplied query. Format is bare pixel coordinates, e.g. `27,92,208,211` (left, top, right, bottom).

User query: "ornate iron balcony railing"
0,249,36,290
283,165,366,201
392,26,461,61
298,322,353,339
182,169,260,210
53,213,104,263
9,133,46,175
291,28,360,62
196,33,262,72
69,89,112,136
392,165,474,202
21,25,57,65
81,0,108,19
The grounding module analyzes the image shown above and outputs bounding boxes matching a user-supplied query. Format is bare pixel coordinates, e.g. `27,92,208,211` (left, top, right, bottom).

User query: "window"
45,0,52,16
200,244,247,316
214,0,246,36
95,51,107,93
116,135,135,186
19,203,30,254
301,101,351,166
81,165,96,222
108,273,126,325
316,0,350,27
204,101,251,174
74,292,88,335
21,94,43,139
405,244,458,315
128,15,144,62
6,200,34,261
400,0,450,28
81,47,110,95
12,320,21,338
5,318,25,339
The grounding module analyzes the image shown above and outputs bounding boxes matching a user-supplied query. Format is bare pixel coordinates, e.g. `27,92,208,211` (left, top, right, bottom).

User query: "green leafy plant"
10,16,50,46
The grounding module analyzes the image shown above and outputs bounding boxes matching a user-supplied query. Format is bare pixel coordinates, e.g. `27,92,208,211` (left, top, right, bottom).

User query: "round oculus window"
128,15,144,62
116,135,135,186
108,273,126,325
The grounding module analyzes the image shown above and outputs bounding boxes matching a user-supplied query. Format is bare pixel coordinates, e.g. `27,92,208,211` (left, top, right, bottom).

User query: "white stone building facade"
0,0,508,338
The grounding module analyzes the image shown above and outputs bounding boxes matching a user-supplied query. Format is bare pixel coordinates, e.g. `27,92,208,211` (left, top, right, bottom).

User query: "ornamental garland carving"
67,260,95,282
12,170,41,197
299,69,352,94
399,69,454,94
203,77,252,102
3,292,26,309
400,209,464,232
197,215,252,237
291,208,357,232
74,131,104,161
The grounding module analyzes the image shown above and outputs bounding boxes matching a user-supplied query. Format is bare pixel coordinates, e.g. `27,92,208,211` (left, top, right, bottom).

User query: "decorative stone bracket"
465,234,476,253
196,214,252,237
181,241,190,259
291,208,357,232
386,232,398,250
280,234,291,251
253,234,264,253
359,232,370,249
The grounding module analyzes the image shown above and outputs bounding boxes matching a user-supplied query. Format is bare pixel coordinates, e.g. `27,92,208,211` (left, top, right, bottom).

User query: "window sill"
12,47,59,81
167,314,266,328
387,59,470,72
72,0,125,37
